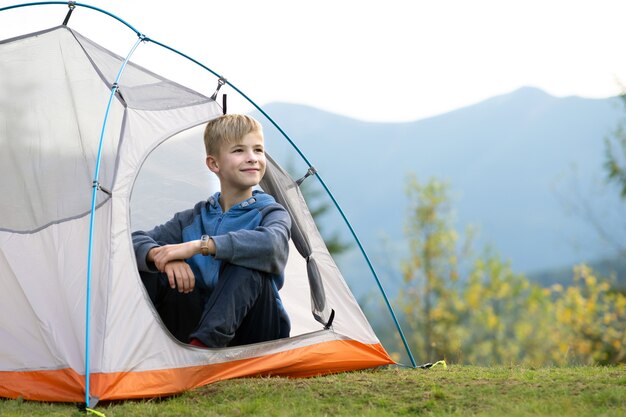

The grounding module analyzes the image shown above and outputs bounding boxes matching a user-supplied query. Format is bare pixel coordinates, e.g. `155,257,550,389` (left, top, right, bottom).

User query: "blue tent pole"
210,84,417,368
0,2,143,36
310,174,417,368
148,40,417,368
217,88,416,367
224,92,418,367
84,34,145,408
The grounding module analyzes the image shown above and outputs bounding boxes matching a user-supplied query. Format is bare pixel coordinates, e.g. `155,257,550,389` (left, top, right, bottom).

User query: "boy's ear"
206,155,219,173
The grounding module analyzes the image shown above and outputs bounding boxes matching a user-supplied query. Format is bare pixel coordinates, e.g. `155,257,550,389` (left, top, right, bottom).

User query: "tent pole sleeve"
84,34,144,408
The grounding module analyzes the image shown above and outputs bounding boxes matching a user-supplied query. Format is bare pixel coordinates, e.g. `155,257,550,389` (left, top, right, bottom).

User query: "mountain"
253,87,626,295
132,87,626,299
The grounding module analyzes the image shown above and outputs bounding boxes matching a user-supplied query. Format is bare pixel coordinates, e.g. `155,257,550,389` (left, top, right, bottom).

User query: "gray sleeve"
132,233,160,272
212,204,291,274
131,207,196,272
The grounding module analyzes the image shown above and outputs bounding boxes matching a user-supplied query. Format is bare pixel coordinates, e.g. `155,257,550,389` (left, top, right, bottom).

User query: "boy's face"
206,131,266,193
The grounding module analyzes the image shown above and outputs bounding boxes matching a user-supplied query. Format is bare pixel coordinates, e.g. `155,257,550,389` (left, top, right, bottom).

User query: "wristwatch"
200,234,210,256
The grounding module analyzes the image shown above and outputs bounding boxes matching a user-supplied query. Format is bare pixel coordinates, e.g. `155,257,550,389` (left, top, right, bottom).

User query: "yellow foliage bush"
395,176,626,366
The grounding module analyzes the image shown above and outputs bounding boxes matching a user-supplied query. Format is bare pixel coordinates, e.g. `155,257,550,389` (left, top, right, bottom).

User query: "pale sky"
2,0,626,122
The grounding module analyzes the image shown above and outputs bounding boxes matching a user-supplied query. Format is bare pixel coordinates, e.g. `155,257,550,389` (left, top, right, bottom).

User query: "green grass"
1,366,625,416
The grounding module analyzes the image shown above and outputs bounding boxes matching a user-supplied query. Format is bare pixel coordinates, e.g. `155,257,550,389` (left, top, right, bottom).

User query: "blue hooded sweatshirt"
132,190,291,322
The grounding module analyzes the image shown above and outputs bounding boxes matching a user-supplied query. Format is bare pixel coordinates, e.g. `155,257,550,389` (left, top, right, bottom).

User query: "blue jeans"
140,263,288,347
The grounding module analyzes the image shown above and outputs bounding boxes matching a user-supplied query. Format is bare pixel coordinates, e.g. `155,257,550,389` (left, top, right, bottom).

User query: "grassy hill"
2,366,625,416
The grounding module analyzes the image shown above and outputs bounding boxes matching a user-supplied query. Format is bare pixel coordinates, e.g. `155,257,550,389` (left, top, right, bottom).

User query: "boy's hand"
149,242,198,272
162,260,195,293
147,242,202,293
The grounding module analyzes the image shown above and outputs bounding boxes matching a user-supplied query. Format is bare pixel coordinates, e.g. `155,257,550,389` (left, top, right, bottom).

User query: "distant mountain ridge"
133,88,625,299
253,87,626,294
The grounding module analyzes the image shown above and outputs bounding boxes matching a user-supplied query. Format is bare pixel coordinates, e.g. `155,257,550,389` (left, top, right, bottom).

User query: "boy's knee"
220,263,267,288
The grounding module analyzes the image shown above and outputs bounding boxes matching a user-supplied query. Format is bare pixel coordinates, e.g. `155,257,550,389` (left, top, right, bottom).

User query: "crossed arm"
133,202,291,295
147,238,216,294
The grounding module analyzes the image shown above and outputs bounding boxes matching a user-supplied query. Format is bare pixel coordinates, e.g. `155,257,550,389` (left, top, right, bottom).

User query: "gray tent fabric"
0,26,213,233
261,156,333,325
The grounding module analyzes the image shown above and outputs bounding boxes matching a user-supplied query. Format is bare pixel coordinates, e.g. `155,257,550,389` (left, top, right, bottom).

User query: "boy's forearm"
148,239,216,267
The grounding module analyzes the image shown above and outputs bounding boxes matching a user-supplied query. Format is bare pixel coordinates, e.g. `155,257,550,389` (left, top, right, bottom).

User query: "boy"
132,114,291,348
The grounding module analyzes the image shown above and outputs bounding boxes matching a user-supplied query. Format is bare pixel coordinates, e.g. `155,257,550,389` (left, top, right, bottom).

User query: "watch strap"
200,234,210,256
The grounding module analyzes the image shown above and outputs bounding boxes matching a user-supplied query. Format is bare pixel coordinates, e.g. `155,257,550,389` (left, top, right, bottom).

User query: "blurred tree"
549,86,626,270
461,252,556,365
552,265,626,365
398,175,466,362
395,175,626,365
605,90,626,198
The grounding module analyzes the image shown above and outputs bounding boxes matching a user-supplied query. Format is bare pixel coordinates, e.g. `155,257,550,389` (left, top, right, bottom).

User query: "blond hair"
203,114,263,156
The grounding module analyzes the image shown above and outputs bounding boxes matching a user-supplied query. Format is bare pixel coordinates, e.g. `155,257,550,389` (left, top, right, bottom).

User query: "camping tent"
0,6,398,405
